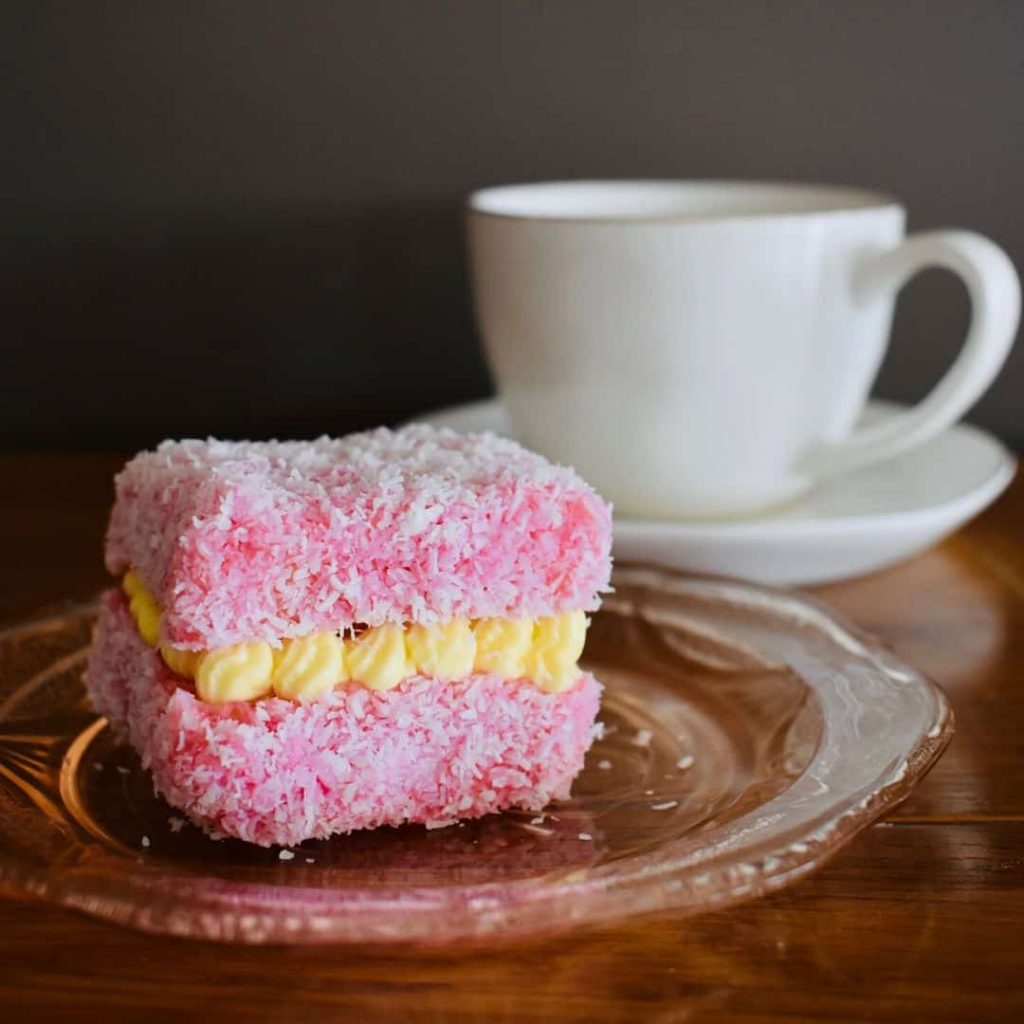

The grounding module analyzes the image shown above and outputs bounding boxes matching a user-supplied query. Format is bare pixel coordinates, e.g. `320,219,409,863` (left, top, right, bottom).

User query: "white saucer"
413,398,1016,586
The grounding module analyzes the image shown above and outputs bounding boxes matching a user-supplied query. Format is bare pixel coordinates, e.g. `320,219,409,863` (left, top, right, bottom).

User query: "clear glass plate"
0,566,952,944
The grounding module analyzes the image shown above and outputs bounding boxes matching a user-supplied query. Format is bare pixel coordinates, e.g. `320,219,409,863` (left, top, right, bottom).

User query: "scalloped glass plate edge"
0,566,953,945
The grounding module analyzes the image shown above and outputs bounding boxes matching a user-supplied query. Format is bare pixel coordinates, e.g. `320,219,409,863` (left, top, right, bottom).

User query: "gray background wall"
2,0,1021,449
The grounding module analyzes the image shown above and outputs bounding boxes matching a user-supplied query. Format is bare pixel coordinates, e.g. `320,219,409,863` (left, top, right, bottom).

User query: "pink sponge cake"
85,426,612,847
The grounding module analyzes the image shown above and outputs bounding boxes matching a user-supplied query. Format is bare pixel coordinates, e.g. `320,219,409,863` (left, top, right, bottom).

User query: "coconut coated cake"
85,425,613,846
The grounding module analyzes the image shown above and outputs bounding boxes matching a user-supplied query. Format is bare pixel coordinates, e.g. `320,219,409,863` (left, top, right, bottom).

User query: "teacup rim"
467,179,903,225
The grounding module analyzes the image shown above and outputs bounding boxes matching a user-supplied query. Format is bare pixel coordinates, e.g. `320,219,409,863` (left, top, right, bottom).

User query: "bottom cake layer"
84,591,602,847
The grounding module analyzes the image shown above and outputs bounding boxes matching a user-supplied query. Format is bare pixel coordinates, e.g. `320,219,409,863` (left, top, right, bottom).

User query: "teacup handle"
803,230,1019,479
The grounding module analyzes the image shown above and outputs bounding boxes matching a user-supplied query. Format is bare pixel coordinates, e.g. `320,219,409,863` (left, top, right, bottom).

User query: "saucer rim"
412,397,1016,537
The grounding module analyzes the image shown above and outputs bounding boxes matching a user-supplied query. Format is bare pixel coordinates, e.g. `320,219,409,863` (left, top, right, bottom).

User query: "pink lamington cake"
85,425,612,847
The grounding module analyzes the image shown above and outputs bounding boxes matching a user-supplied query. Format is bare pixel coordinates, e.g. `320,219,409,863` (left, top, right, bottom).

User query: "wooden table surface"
0,453,1021,1022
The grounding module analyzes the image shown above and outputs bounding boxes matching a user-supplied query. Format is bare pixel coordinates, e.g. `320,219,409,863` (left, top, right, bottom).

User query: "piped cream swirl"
121,573,588,703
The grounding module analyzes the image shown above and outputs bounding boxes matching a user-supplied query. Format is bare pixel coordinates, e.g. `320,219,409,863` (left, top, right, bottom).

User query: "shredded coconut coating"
85,591,602,847
105,425,612,649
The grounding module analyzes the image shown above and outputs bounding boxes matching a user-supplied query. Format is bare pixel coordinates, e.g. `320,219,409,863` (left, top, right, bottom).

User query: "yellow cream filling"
121,573,588,704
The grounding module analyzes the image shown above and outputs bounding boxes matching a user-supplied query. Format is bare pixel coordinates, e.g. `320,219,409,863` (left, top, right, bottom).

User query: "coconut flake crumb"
168,816,186,833
305,857,315,864
578,832,593,841
676,755,695,770
650,801,678,811
520,823,554,837
278,849,295,861
597,758,613,770
530,816,545,825
140,835,150,848
116,766,130,775
632,729,653,748
92,763,104,772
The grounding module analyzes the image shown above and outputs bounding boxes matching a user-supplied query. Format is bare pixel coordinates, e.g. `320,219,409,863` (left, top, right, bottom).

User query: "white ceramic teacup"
467,180,1020,519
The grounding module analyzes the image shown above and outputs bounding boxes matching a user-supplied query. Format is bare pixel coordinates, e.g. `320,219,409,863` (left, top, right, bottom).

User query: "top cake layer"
105,425,613,649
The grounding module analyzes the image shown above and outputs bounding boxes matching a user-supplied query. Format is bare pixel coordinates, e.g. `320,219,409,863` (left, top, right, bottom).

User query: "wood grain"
817,479,1024,824
0,454,1022,1021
